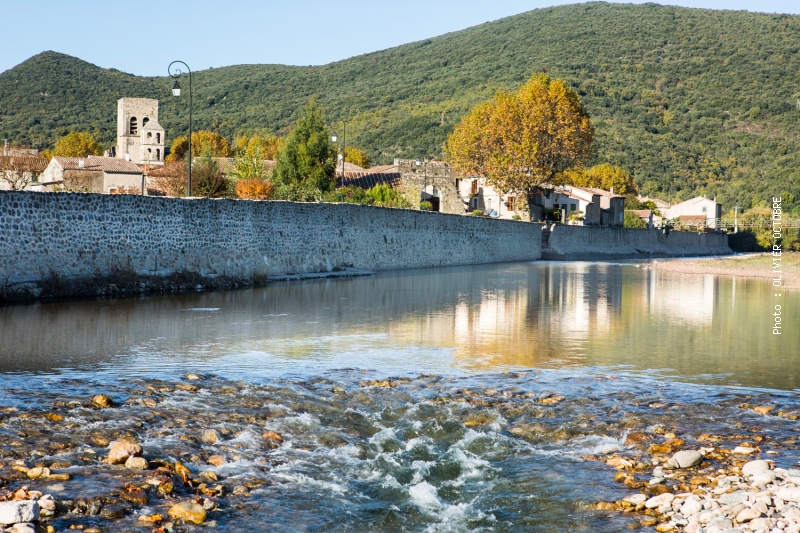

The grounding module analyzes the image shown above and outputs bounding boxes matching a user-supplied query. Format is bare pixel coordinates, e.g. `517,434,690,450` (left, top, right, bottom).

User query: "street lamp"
331,121,345,189
734,206,741,234
168,61,192,197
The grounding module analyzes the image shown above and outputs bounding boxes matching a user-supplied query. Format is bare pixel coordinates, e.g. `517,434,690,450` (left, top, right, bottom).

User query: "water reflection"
0,262,796,389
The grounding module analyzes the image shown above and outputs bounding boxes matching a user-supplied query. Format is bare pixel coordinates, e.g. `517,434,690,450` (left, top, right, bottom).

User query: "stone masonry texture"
0,191,542,288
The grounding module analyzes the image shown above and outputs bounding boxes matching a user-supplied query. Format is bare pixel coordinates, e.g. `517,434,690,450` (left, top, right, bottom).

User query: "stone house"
661,196,722,227
0,156,49,191
38,156,144,193
565,186,626,227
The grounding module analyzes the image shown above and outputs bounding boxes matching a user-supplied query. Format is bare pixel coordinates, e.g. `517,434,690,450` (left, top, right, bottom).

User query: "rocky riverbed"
0,371,798,532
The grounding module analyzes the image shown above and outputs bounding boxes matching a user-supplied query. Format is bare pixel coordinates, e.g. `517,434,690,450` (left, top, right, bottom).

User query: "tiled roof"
340,165,402,189
55,156,142,174
638,195,671,208
141,120,164,131
146,162,185,178
0,156,49,172
678,215,709,224
627,209,653,217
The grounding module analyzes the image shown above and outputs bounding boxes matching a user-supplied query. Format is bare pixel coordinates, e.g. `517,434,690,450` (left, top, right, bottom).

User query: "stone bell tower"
116,98,165,166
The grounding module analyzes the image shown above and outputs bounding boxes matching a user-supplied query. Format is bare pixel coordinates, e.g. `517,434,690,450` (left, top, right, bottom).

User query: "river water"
0,261,798,532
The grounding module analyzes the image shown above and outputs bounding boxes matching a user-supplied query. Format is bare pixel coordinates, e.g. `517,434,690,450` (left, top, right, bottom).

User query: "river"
0,261,798,532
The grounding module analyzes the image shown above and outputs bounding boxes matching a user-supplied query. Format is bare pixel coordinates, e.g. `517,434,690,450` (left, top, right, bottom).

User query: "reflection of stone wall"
543,225,731,260
0,191,542,289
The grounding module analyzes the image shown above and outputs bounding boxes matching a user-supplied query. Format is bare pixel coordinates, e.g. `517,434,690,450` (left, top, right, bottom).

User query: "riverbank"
652,253,800,290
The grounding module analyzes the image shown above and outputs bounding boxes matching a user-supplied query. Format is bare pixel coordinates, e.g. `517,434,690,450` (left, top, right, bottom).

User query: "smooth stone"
666,450,703,469
200,429,219,445
37,496,56,512
108,441,143,464
741,460,771,477
91,394,114,408
719,490,747,504
735,507,761,522
645,493,675,509
624,494,647,505
0,501,39,525
168,502,207,524
750,472,777,485
8,523,35,533
649,477,666,485
100,504,127,519
207,455,226,467
681,498,703,516
732,446,757,455
125,456,148,469
777,487,800,503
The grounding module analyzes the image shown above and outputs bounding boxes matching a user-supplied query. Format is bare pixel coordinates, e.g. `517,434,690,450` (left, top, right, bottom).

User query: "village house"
661,196,723,227
0,156,49,191
38,156,144,193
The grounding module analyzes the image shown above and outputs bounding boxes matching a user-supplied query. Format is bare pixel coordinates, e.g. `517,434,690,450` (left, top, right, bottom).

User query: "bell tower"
116,98,165,166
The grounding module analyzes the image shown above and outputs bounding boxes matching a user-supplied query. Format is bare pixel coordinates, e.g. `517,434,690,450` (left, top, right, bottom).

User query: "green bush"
472,209,485,216
420,201,433,211
624,211,648,229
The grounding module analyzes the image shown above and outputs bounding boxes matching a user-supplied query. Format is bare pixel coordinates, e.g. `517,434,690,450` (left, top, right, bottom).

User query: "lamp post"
168,61,192,197
734,206,741,234
331,121,345,189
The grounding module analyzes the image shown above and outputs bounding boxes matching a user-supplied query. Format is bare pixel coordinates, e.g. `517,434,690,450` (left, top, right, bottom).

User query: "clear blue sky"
2,0,798,76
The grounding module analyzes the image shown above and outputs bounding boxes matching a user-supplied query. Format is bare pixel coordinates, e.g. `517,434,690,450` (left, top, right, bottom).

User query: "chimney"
610,186,614,195
124,154,131,162
78,159,84,169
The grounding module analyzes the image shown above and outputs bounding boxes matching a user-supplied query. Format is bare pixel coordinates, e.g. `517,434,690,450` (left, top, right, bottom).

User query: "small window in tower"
156,133,160,143
142,117,149,127
156,149,161,160
147,148,152,160
471,180,478,195
147,132,152,139
130,117,138,135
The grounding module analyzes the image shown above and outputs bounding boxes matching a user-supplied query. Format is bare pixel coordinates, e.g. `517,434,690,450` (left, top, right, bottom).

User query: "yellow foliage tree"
234,135,284,161
445,73,594,210
344,147,372,169
53,132,103,157
166,131,232,163
235,178,274,200
564,163,638,196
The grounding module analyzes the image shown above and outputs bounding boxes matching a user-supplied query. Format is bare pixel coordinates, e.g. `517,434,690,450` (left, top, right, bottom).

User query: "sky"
2,0,799,76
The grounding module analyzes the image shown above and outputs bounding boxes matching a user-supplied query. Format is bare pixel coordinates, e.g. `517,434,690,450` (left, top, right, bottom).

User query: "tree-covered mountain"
1,2,799,209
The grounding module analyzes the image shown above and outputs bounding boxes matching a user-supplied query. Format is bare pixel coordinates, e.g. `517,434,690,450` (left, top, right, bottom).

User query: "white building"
38,156,144,194
661,196,722,227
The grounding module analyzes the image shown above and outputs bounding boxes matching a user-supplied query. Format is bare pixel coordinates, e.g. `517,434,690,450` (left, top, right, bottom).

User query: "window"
507,196,517,210
156,133,160,143
147,132,152,139
129,117,138,135
471,180,478,195
702,206,707,213
156,149,160,160
142,117,149,127
571,204,577,211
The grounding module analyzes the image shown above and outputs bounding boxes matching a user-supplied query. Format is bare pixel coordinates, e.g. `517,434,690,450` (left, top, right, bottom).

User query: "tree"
228,145,269,181
0,158,35,190
624,211,648,229
564,163,638,196
165,136,188,163
191,154,229,198
273,98,337,200
53,132,102,157
234,135,283,161
344,147,372,168
165,131,231,163
235,178,274,200
445,73,594,212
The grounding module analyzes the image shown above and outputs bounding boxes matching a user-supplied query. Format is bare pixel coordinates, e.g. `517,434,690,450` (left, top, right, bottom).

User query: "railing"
669,217,800,230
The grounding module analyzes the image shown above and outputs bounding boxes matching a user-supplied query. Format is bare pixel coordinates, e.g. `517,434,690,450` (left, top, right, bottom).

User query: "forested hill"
1,2,800,208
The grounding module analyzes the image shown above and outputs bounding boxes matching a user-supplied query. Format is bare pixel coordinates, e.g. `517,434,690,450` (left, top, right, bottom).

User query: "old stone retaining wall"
0,192,542,295
542,224,731,260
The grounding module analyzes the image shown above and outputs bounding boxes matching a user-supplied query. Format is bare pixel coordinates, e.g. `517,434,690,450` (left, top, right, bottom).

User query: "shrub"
472,208,485,216
235,178,274,200
512,214,522,221
420,201,433,211
624,211,648,229
367,183,411,208
191,155,230,198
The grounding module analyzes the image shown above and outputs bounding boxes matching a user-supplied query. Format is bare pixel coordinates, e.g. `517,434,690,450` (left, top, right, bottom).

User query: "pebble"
201,429,220,444
107,441,143,464
732,446,757,455
168,501,207,524
665,450,703,469
735,507,761,522
8,523,35,533
124,456,148,469
207,455,226,466
91,394,114,408
0,501,39,525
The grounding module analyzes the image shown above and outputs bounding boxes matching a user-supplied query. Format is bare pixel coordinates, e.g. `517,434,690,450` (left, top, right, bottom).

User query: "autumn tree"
234,135,283,161
273,98,337,201
53,132,103,157
445,73,594,213
191,154,229,198
564,163,638,195
344,147,372,169
0,158,38,190
165,131,232,163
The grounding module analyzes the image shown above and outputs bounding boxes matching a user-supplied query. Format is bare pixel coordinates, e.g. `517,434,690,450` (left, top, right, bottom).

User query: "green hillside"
1,2,799,209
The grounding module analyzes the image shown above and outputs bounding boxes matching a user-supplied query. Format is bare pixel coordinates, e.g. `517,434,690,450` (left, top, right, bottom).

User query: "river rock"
623,494,647,505
719,490,748,504
741,460,771,477
207,455,226,466
168,501,207,524
680,498,703,516
108,441,143,464
735,507,761,522
732,446,757,455
777,487,800,503
8,523,35,533
0,501,40,525
645,493,675,509
665,450,703,469
125,456,148,469
91,394,114,408
200,429,219,444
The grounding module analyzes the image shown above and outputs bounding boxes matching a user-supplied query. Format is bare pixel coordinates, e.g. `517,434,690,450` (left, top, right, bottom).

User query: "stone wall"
397,160,463,214
0,191,542,293
542,224,731,260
